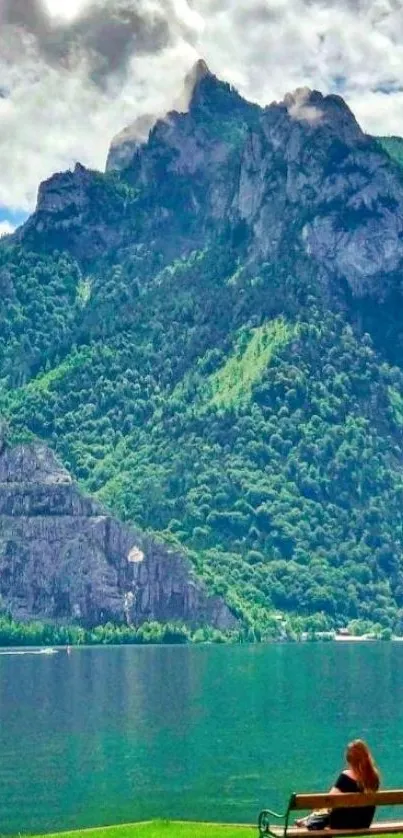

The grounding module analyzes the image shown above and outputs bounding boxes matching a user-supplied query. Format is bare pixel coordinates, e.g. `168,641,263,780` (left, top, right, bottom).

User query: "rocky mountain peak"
13,65,402,301
106,113,158,171
191,57,212,81
106,59,215,172
179,58,214,110
274,86,364,145
15,160,127,259
106,60,247,173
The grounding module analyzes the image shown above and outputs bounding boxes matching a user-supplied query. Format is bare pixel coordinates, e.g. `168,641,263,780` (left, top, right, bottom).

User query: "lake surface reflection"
1,643,403,834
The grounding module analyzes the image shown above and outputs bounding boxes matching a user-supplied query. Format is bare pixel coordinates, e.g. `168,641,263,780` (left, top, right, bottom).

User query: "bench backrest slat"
292,791,403,811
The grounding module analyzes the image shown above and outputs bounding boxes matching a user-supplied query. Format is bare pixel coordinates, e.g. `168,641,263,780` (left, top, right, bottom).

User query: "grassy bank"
30,821,403,838
32,821,254,838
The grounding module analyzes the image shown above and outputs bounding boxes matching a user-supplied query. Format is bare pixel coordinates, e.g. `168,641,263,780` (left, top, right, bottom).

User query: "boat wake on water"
0,648,58,656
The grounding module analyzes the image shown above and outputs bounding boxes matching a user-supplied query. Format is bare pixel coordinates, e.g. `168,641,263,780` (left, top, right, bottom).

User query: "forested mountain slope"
2,62,403,635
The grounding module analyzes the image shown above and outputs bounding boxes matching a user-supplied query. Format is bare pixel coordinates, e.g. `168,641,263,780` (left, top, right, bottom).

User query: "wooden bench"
258,790,403,838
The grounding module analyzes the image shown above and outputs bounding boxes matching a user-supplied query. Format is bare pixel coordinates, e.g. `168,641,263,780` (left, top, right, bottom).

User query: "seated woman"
295,739,380,830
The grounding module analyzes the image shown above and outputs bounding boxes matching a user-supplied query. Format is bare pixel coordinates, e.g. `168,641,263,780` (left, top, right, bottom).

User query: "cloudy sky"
1,0,403,231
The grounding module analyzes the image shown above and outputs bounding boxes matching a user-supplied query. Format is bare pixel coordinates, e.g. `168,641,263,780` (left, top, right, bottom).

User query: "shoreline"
1,635,403,653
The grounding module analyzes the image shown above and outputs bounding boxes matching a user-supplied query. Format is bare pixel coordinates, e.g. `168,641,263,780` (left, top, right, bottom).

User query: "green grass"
27,820,403,838
208,318,294,410
31,820,254,838
0,346,93,411
76,277,93,307
378,137,403,169
389,386,403,426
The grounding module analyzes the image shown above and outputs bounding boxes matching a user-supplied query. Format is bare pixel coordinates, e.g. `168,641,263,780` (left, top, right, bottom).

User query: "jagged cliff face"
15,163,130,262
105,73,403,296
252,90,403,295
0,443,236,630
18,65,403,309
105,59,223,172
106,114,159,172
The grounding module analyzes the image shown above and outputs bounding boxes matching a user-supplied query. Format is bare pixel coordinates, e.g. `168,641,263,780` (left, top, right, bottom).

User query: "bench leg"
258,808,290,838
258,810,272,836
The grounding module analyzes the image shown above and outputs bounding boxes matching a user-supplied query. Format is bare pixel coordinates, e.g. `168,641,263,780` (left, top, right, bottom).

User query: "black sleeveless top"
329,773,376,829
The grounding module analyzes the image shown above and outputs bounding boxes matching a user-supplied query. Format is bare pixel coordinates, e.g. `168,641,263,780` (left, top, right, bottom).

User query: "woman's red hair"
346,740,380,792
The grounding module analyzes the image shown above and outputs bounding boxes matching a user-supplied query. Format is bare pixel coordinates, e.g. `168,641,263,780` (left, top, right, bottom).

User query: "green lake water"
1,643,403,835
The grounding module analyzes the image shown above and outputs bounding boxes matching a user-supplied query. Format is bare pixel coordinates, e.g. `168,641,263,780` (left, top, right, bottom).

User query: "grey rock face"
0,444,237,630
15,73,403,304
15,163,125,261
106,65,259,234
105,59,215,173
18,163,93,233
229,89,403,297
108,79,403,300
106,114,158,172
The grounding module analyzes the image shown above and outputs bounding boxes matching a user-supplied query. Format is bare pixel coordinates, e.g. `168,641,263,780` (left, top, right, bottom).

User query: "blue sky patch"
0,208,28,230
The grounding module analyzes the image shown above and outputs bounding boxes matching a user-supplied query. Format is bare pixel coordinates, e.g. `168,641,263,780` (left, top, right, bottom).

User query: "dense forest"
2,70,403,636
0,614,237,646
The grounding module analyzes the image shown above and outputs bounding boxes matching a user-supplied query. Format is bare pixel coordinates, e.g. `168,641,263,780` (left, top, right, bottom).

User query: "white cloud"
0,220,16,237
42,0,91,22
2,0,403,214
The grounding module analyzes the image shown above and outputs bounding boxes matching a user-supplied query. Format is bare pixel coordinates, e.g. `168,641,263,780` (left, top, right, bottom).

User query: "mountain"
2,62,403,636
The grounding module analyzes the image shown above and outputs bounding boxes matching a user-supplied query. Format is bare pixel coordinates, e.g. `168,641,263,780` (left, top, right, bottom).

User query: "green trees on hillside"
0,615,238,646
2,194,403,634
0,246,81,386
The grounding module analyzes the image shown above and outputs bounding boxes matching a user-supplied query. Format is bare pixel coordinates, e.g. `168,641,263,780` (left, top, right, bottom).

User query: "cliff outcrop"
0,443,237,630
